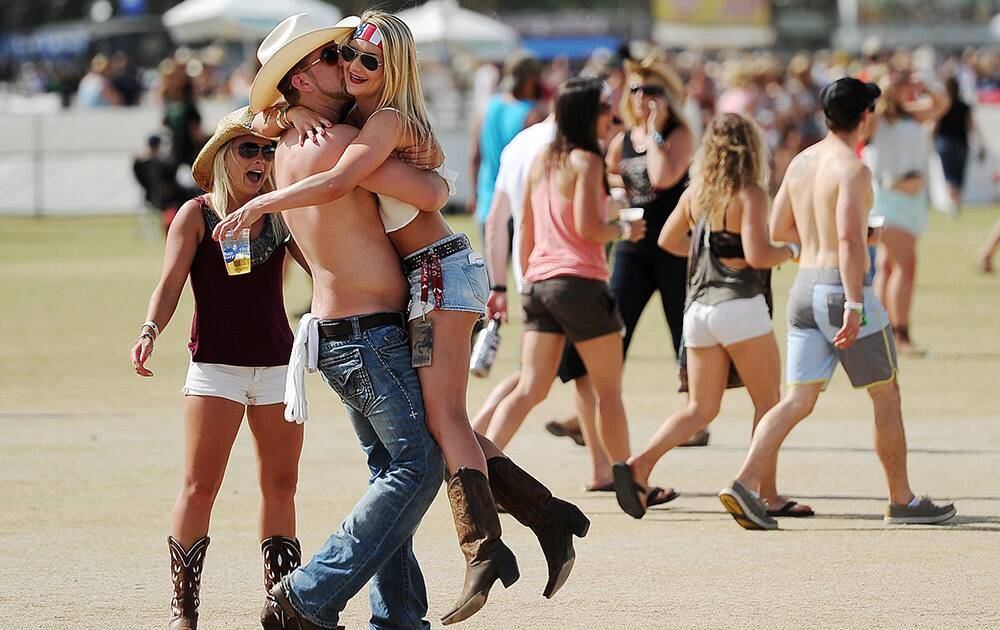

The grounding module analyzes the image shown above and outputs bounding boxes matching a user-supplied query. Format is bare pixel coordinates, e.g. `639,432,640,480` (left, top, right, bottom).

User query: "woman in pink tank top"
483,78,647,481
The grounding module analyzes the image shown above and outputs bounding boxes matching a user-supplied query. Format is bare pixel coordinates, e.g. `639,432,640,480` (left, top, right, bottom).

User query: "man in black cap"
718,77,956,530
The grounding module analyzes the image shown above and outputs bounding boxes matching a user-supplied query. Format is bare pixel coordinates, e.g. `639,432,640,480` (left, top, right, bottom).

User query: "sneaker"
718,480,777,530
884,497,957,525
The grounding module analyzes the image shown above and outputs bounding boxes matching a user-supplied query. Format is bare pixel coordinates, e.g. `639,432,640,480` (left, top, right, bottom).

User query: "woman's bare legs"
471,371,520,435
878,226,919,348
485,331,566,449
977,218,1000,273
626,345,729,495
572,374,612,488
247,403,303,539
169,395,245,547
573,331,631,463
415,309,488,475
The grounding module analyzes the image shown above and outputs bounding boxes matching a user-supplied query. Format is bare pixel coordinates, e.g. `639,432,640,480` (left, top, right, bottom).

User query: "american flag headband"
353,23,383,49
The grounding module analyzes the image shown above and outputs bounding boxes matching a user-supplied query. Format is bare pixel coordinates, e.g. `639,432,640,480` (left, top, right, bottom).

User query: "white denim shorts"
684,294,773,348
181,362,287,406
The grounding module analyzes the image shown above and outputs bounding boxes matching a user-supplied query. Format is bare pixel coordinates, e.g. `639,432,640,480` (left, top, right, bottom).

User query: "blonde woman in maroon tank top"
484,78,646,473
128,108,312,630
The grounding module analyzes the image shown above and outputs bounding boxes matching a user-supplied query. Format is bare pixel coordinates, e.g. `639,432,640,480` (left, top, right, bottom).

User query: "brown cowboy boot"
260,536,302,630
440,467,520,625
486,457,590,599
167,536,209,630
267,581,344,630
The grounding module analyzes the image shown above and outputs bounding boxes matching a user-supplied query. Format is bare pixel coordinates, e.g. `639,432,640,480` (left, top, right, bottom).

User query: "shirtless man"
234,15,449,630
718,78,956,530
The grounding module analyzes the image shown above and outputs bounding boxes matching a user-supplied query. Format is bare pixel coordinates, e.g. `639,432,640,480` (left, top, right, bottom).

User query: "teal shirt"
475,95,534,222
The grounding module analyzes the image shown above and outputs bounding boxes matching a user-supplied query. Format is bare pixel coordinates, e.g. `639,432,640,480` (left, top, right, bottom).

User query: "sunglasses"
340,44,382,72
630,85,666,97
300,45,341,72
236,142,276,161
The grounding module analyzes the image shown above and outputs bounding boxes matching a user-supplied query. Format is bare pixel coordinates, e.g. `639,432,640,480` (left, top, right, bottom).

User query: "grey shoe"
719,480,778,530
884,497,957,525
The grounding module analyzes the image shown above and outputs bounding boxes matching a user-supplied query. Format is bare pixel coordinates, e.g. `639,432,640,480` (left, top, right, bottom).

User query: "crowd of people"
122,9,982,629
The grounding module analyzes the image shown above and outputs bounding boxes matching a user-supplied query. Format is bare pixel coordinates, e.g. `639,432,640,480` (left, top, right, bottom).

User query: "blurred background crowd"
0,0,998,217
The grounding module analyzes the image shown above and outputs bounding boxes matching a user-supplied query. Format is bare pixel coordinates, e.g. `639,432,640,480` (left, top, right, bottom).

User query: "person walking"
934,76,977,216
129,107,310,629
483,78,646,481
613,113,810,520
719,78,956,530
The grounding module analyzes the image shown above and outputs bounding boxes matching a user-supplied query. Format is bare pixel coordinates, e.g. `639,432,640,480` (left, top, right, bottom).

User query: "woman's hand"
212,198,265,241
892,174,923,195
646,98,670,134
131,335,155,377
626,218,647,243
286,106,332,147
397,136,445,170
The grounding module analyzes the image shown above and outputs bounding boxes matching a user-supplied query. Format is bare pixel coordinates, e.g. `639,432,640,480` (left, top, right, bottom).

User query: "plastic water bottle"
470,318,501,378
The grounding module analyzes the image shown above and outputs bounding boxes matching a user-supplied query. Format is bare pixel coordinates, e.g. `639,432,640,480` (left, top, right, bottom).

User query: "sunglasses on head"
630,85,665,97
236,142,276,161
340,44,382,72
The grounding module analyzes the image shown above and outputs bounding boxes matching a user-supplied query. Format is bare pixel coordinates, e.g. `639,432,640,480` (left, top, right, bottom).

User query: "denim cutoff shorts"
404,233,488,321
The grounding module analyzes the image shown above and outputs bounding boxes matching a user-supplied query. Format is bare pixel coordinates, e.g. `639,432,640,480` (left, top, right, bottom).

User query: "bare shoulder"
365,108,406,142
569,148,602,174
785,145,818,181
171,197,206,239
842,158,872,187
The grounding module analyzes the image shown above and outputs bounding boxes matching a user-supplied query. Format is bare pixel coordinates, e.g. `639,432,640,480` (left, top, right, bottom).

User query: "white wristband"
141,320,159,339
617,218,632,242
785,242,800,261
844,301,864,312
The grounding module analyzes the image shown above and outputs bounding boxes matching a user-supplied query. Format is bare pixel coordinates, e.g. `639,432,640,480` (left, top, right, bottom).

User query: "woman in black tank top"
612,114,810,521
128,109,312,629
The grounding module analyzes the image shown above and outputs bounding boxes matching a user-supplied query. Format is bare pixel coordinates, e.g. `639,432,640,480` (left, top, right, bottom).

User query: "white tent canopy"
397,0,519,62
163,0,342,44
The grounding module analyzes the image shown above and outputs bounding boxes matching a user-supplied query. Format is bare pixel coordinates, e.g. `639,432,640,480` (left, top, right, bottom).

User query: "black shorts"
522,276,624,342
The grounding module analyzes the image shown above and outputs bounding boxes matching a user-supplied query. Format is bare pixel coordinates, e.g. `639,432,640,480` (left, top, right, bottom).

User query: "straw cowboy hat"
191,106,272,192
249,13,361,113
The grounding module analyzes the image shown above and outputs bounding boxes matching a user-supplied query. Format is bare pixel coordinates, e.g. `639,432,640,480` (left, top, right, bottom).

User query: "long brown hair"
691,113,769,223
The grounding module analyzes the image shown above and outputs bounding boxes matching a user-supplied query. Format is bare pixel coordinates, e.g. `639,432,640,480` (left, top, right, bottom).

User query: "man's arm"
484,189,512,322
834,163,872,349
360,157,449,212
769,175,799,244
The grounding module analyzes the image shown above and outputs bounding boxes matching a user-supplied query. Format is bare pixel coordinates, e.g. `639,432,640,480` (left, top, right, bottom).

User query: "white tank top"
370,107,456,232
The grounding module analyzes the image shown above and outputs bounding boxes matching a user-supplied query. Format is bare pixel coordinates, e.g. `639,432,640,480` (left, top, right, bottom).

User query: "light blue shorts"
872,186,929,237
403,233,489,322
786,268,898,389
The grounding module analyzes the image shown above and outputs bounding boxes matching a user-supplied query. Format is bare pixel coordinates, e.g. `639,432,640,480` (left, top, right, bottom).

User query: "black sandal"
613,463,646,519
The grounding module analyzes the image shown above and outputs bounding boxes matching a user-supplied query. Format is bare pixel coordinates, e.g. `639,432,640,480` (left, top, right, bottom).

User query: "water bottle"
470,318,501,378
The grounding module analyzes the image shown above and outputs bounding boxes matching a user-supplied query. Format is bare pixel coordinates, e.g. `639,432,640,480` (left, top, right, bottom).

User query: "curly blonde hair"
691,113,769,223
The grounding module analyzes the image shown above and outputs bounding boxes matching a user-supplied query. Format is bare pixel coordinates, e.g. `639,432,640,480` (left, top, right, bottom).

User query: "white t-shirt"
492,119,556,291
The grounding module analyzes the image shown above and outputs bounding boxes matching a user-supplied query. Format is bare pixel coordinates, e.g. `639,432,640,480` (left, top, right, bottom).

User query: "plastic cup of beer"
221,228,251,275
867,214,885,245
619,207,645,222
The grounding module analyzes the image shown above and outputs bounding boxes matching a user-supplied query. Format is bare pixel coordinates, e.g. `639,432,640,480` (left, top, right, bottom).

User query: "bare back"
275,125,408,319
780,136,873,269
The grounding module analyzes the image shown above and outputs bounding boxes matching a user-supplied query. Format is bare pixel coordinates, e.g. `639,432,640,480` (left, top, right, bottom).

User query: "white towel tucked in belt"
284,313,319,423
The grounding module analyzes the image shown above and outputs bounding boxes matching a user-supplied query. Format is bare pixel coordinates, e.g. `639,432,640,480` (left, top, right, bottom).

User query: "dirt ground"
1,212,999,629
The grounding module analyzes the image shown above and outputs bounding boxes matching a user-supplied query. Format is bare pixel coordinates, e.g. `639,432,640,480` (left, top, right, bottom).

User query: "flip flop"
766,501,815,517
646,487,679,507
612,463,646,519
584,481,615,492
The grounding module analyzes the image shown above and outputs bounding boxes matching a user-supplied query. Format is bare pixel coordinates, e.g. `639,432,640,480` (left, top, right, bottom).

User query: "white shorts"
684,294,772,348
181,362,287,406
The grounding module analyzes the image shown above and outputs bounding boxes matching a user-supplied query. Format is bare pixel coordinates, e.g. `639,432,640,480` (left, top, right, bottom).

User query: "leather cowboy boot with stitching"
260,536,301,630
167,536,209,630
441,467,520,625
486,456,591,598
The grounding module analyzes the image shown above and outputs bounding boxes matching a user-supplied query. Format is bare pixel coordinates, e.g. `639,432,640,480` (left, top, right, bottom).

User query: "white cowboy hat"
249,13,361,113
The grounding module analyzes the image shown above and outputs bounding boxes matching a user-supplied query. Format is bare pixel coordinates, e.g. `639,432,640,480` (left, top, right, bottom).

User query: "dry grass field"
1,210,999,629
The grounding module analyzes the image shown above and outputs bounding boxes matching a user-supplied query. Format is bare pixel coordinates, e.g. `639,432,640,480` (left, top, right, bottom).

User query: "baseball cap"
820,77,881,118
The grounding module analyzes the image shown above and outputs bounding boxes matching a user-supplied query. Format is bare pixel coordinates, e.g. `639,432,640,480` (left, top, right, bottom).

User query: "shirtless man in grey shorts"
717,77,956,530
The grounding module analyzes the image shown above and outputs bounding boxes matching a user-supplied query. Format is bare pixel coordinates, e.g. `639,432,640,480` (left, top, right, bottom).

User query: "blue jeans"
283,318,444,629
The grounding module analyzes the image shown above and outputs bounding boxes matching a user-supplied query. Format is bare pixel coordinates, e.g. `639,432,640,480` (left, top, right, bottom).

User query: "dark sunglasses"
301,45,341,72
236,142,276,161
340,45,382,72
630,85,666,97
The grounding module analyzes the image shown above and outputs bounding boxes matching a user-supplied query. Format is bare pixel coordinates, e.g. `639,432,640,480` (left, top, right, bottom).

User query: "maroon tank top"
187,197,293,366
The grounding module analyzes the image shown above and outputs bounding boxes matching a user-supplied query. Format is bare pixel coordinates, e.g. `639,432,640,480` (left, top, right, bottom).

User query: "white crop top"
369,106,457,232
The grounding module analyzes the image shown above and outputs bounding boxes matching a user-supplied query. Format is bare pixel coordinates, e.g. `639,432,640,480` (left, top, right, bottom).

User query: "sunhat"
249,13,361,113
191,106,272,192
